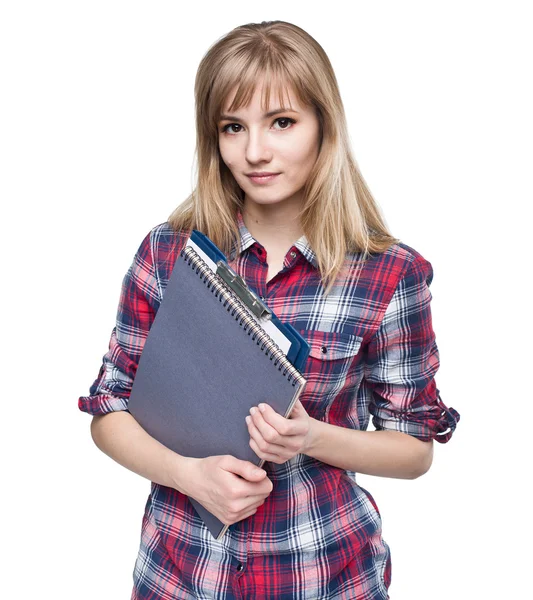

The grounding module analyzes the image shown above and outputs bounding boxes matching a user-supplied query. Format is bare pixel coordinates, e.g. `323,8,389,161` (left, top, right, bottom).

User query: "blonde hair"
169,20,398,295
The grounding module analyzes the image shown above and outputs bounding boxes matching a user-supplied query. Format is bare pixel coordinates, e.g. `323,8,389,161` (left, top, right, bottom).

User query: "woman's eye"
273,118,295,130
222,123,243,134
221,118,295,135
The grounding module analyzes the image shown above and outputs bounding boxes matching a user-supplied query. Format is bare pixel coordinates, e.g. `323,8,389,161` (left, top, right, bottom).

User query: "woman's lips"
247,173,280,184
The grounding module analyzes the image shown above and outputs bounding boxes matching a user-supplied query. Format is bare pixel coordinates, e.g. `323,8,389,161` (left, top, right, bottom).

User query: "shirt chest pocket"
298,329,364,418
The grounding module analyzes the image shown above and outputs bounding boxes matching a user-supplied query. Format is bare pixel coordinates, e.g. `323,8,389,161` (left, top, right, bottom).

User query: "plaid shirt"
79,212,459,599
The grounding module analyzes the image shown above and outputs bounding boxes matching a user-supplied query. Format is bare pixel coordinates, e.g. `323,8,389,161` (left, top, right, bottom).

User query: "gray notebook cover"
128,247,306,539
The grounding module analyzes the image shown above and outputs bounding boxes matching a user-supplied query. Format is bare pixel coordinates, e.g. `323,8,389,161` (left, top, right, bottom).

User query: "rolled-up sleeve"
363,254,460,443
78,230,159,416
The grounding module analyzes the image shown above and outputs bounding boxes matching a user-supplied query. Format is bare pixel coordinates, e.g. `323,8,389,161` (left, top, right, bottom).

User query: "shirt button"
260,296,266,301
236,562,244,572
321,345,328,354
290,250,297,258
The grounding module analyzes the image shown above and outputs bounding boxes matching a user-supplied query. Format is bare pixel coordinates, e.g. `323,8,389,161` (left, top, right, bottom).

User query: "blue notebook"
128,230,309,539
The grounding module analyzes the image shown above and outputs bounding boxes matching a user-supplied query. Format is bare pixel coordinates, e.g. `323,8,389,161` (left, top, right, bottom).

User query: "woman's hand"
245,400,313,464
182,455,273,526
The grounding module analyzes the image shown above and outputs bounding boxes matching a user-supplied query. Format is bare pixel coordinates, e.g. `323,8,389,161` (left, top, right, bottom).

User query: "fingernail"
259,403,266,412
245,416,251,425
250,407,256,415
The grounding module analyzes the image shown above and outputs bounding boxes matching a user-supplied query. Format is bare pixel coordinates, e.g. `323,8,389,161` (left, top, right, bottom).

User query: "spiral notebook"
128,231,308,540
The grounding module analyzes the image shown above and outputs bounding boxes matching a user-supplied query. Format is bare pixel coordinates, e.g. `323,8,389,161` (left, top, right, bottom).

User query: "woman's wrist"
302,417,323,457
164,452,198,496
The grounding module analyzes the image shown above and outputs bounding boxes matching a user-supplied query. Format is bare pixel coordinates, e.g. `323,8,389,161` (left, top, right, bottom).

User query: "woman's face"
218,79,320,213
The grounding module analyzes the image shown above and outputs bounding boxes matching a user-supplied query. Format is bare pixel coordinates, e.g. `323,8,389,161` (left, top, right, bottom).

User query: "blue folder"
128,230,309,539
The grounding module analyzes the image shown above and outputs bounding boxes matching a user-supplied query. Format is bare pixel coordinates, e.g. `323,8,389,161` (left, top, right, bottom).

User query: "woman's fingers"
246,414,287,458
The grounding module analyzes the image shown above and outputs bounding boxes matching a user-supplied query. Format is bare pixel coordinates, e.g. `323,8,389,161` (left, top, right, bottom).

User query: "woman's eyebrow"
219,108,299,122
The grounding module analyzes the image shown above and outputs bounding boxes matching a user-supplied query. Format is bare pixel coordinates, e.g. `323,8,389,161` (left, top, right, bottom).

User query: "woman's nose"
245,129,272,163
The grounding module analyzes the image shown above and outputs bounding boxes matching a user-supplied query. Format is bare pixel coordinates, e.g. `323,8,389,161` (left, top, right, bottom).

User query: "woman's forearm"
90,411,277,526
90,411,193,493
304,419,433,479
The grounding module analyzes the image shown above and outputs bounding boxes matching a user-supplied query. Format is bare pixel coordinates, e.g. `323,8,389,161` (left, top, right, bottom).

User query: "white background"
2,1,531,598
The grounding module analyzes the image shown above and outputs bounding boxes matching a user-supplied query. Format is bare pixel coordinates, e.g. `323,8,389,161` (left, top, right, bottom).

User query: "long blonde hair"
169,20,398,295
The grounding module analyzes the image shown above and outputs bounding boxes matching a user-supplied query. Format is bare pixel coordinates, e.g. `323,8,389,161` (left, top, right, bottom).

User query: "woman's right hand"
174,455,273,526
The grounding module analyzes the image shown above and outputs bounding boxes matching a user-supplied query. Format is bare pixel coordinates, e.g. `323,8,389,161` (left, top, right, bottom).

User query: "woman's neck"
241,200,304,250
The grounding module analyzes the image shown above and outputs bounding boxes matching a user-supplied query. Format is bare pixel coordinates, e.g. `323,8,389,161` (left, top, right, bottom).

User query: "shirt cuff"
78,393,130,416
371,391,460,444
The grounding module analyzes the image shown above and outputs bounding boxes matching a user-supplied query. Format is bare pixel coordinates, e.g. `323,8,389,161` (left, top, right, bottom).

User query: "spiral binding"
181,246,304,387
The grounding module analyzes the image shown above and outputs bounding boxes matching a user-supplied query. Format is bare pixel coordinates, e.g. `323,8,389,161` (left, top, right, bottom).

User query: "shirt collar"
233,210,257,256
230,210,319,269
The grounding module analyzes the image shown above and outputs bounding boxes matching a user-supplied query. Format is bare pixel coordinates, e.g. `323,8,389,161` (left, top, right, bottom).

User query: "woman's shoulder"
146,221,190,250
342,240,434,301
136,221,192,280
363,240,433,280
148,220,190,246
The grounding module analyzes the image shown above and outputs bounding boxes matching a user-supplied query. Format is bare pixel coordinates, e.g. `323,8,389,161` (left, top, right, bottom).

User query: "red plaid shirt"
79,212,459,599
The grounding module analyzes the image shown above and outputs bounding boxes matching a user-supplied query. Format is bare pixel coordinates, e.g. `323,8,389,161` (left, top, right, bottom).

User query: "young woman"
79,20,460,599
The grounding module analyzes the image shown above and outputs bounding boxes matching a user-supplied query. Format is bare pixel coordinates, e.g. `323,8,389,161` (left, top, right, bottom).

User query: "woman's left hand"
245,400,313,464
